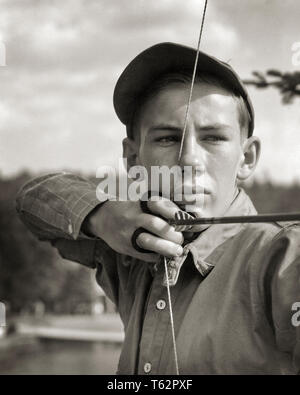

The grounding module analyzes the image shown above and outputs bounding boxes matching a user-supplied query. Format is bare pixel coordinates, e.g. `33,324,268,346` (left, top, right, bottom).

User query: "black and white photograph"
0,0,300,377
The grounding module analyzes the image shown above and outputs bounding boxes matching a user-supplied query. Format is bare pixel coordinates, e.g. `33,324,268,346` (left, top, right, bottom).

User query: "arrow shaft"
169,213,300,226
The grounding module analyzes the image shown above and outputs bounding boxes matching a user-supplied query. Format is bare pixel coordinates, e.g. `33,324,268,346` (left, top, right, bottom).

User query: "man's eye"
155,136,179,144
203,135,226,142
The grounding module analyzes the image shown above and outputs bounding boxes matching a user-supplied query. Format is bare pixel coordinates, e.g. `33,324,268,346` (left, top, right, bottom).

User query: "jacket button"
68,223,73,235
156,299,166,310
144,362,152,373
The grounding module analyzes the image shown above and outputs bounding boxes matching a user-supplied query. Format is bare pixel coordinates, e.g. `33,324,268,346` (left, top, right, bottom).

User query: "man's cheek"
140,146,159,166
215,160,239,182
212,171,236,200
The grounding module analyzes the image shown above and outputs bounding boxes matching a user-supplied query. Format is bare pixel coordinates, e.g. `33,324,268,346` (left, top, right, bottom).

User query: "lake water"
0,339,121,375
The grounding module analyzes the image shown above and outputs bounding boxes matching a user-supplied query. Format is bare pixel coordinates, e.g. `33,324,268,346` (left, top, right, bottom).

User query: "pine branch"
243,70,300,104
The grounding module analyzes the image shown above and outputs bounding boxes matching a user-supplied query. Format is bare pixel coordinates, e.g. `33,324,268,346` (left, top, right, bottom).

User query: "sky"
0,0,299,184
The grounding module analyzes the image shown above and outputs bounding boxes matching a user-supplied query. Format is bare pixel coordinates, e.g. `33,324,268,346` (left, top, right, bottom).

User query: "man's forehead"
142,81,237,106
139,82,239,126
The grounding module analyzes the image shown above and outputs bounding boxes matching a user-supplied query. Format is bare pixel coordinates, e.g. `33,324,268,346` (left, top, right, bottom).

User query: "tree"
0,173,97,314
244,70,300,104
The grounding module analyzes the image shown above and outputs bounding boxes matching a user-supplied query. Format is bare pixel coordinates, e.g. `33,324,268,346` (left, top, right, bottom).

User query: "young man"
16,43,300,374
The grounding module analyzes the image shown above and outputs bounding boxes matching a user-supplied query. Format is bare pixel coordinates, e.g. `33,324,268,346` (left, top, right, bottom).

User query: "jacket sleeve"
15,172,106,268
264,224,300,373
16,172,102,242
15,172,136,313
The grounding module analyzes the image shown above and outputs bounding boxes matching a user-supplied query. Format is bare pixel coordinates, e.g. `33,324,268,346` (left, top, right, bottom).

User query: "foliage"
243,180,300,213
244,70,300,104
0,173,96,313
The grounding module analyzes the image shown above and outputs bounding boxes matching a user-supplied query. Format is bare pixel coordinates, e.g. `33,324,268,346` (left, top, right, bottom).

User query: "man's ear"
122,137,140,172
237,136,261,181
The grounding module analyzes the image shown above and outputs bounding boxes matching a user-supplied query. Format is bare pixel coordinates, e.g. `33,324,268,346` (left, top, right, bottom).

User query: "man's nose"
178,132,203,168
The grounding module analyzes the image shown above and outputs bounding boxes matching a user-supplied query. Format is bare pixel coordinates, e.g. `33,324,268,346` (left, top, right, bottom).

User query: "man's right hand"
85,199,184,262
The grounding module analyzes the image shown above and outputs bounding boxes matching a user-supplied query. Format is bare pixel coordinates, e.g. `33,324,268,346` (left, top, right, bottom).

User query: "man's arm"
263,224,300,373
16,172,184,263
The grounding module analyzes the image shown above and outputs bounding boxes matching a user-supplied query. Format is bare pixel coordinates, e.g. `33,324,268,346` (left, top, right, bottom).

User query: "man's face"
134,82,246,217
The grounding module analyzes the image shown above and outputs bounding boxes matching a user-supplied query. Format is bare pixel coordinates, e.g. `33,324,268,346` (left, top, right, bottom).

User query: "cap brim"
113,42,254,136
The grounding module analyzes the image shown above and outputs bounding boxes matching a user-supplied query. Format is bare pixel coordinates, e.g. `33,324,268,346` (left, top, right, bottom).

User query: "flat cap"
113,42,254,137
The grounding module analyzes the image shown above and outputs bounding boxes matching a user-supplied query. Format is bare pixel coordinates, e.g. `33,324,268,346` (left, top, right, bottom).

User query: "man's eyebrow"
148,122,232,133
148,124,182,133
199,123,231,131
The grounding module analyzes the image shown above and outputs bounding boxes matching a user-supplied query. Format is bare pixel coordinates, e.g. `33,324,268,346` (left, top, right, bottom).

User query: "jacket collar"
186,188,257,276
160,188,257,283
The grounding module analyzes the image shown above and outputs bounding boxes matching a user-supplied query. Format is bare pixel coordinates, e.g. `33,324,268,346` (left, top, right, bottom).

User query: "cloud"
0,102,10,124
208,21,239,52
251,87,300,184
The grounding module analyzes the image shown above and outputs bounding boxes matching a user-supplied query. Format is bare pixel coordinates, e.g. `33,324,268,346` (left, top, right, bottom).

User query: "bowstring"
164,0,209,375
163,257,179,375
178,0,208,161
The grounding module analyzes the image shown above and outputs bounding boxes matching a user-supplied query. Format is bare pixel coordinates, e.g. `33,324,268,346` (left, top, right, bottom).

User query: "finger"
138,213,183,244
147,197,181,220
136,232,183,258
124,240,159,262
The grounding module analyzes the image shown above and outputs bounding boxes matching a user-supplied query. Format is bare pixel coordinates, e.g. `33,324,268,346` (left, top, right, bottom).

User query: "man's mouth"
173,184,210,195
173,184,210,205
